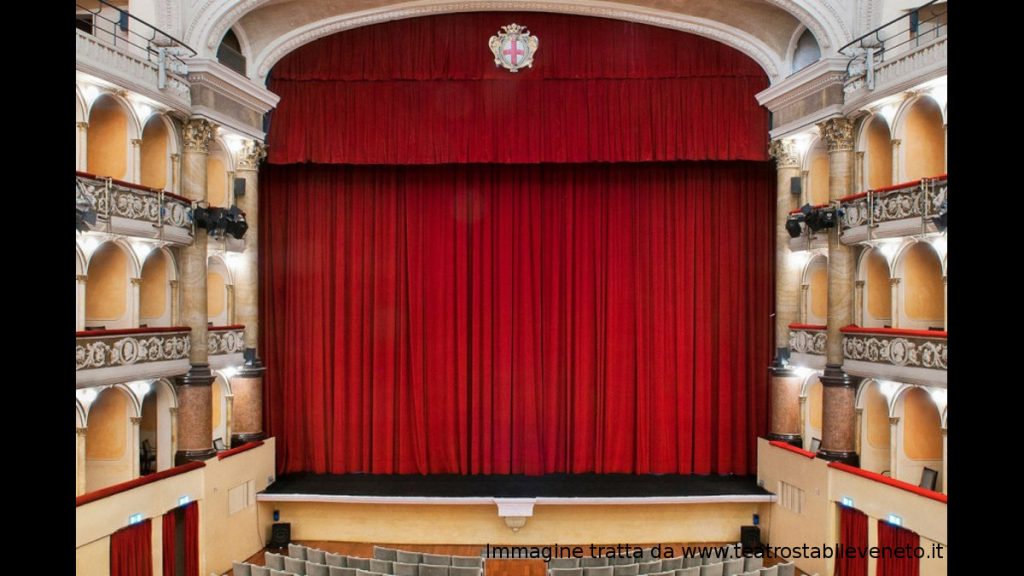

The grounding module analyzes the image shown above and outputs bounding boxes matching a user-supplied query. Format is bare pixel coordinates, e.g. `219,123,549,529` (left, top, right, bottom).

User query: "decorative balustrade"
841,325,946,385
788,323,826,369
76,326,191,387
209,325,245,369
838,175,946,243
77,172,195,244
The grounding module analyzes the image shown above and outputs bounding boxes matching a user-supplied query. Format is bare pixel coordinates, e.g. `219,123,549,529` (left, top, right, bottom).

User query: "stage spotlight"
805,207,837,232
225,205,249,239
786,215,804,238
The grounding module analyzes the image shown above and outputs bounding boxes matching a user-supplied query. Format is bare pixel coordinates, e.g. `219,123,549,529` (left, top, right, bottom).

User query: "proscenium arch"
185,0,856,83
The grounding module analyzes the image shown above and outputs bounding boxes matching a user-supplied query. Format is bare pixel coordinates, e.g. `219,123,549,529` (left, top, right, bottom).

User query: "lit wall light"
793,366,814,379
128,513,144,525
178,495,191,506
793,134,812,158
929,388,947,408
221,366,239,379
77,387,98,404
876,239,901,262
81,234,100,255
878,380,900,400
82,84,100,106
841,496,854,507
928,83,947,113
225,135,246,154
886,514,902,526
131,239,155,262
128,380,151,398
788,250,810,269
878,104,898,127
135,103,152,122
930,235,947,260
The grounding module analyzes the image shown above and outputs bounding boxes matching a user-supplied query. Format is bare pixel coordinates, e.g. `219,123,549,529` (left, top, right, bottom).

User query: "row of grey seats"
233,544,486,576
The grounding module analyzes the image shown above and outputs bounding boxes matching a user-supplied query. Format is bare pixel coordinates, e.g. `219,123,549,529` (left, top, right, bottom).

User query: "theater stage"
256,475,774,545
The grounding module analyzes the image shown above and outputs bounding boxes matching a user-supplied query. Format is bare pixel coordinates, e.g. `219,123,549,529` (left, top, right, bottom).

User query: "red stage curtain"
877,520,921,576
266,13,768,165
261,162,774,475
162,510,175,576
110,519,152,576
184,501,199,576
836,506,868,576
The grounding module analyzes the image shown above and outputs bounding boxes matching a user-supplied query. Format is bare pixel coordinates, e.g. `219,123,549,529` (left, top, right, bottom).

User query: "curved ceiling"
184,0,850,84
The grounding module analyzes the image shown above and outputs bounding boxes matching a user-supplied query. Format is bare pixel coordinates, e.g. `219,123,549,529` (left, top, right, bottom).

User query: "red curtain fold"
836,506,868,576
265,13,769,165
162,511,175,576
261,162,774,475
184,501,199,576
110,519,153,576
877,520,921,576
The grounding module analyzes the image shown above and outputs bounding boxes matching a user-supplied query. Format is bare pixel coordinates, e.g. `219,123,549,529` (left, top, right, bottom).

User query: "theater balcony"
841,325,946,386
76,326,191,388
208,324,245,369
77,172,196,244
839,176,947,244
788,323,826,370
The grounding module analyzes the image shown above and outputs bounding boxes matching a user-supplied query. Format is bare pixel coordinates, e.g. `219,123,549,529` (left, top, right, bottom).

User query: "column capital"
183,118,218,154
130,416,143,425
817,117,855,152
169,406,179,415
77,121,89,130
76,427,88,436
890,277,902,286
768,139,800,168
130,277,143,286
76,274,88,283
889,416,901,425
130,138,143,147
855,407,864,415
854,280,865,287
236,140,268,171
169,279,179,288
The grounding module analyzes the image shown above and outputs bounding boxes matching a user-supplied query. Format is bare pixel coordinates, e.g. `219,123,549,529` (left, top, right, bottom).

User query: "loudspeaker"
790,176,802,195
740,525,761,553
234,177,246,197
269,522,291,549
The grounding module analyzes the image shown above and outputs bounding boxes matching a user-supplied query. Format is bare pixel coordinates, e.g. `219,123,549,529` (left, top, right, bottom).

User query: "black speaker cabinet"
790,176,802,195
269,522,291,549
741,525,762,553
234,177,247,197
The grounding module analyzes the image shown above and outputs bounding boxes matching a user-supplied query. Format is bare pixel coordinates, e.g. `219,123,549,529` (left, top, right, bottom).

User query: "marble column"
77,122,89,171
130,138,142,184
76,274,87,331
169,279,180,325
891,139,902,184
130,416,142,477
767,139,803,446
229,140,267,446
175,118,218,465
890,278,902,328
129,277,142,327
76,427,87,496
816,117,860,465
889,416,901,478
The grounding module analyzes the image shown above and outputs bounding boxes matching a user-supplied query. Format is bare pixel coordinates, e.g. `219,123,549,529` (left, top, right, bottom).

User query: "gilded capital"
237,140,268,171
183,118,217,154
768,139,800,168
817,117,855,152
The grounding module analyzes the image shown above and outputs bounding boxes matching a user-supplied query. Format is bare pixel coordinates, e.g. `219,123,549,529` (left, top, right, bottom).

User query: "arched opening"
862,248,892,328
139,249,174,328
791,28,821,74
864,115,893,190
86,94,130,179
804,255,828,325
803,377,823,452
139,116,170,190
139,380,176,474
207,141,231,208
212,374,231,448
895,387,943,490
85,242,132,330
217,28,247,76
85,387,135,491
207,256,231,325
898,242,944,330
858,380,891,475
806,139,830,206
901,96,945,181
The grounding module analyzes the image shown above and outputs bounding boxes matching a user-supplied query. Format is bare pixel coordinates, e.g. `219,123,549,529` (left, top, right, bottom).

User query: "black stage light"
224,205,249,239
805,207,837,231
786,215,804,238
192,206,213,230
932,199,947,232
76,181,97,232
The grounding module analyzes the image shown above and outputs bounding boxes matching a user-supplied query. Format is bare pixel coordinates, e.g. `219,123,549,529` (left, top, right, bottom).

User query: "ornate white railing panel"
76,327,191,387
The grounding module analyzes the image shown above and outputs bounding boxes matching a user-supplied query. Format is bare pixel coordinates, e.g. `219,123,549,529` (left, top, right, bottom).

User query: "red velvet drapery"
110,519,152,576
836,506,869,576
261,162,774,475
161,511,175,576
266,13,769,165
877,521,921,576
184,501,199,576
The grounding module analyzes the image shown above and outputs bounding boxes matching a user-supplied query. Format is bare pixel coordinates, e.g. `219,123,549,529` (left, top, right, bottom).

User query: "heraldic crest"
488,23,539,73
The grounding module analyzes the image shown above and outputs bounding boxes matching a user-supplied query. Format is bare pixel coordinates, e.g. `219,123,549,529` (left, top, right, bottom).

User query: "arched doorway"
85,386,137,491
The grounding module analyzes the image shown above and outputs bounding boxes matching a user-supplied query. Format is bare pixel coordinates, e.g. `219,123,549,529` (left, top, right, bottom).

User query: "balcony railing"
841,0,947,104
209,324,245,369
77,172,196,244
76,326,191,387
788,323,826,369
841,325,947,386
839,175,946,243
